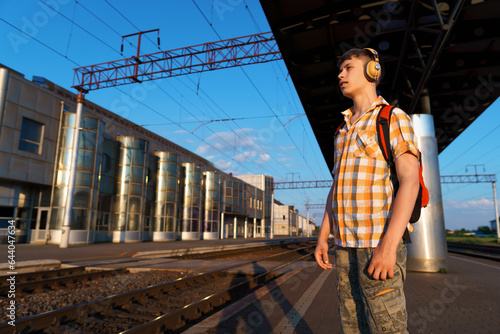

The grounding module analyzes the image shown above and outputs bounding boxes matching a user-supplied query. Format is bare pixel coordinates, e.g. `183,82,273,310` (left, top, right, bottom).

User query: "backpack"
335,105,429,243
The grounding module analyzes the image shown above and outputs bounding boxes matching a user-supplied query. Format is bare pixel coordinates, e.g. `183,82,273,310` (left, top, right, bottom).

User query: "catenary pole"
60,91,84,248
493,182,500,239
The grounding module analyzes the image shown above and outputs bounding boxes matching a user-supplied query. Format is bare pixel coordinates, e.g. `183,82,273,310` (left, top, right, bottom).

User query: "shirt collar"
341,96,389,128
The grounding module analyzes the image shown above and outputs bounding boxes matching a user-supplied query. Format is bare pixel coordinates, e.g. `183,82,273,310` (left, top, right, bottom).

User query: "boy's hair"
337,48,374,69
337,48,383,84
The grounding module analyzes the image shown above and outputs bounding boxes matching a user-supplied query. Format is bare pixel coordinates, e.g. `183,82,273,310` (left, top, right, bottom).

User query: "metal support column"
0,67,10,140
220,213,225,239
233,216,237,239
253,217,256,238
270,192,274,239
306,207,310,237
493,182,500,239
407,113,448,272
244,217,248,238
60,92,84,248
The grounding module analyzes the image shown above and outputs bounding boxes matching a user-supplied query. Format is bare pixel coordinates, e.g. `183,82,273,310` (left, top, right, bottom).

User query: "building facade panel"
0,65,307,245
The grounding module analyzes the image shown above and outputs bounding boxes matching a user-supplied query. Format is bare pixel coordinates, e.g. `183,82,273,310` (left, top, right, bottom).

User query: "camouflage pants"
335,242,408,334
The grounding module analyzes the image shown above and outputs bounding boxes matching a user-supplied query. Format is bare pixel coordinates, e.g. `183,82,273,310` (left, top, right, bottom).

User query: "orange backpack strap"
377,105,399,193
376,105,396,167
335,121,345,136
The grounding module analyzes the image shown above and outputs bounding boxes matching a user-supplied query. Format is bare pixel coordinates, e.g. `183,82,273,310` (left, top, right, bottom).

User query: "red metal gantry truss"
72,31,281,92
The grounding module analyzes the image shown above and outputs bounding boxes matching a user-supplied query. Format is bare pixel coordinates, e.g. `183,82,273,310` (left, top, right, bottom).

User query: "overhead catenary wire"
52,0,295,178
191,0,316,178
38,0,117,54
441,123,500,173
1,12,278,177
0,17,80,66
240,0,327,181
91,2,297,179
189,0,315,204
94,0,299,178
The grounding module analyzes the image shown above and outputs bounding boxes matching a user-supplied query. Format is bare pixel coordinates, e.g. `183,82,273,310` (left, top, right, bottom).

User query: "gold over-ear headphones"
364,48,381,82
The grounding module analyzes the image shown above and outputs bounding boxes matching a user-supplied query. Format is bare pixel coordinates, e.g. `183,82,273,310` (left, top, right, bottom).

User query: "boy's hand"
367,242,397,280
315,240,333,270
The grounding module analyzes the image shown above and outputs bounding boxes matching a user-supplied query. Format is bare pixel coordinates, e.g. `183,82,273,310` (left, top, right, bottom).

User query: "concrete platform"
4,236,316,274
185,251,500,334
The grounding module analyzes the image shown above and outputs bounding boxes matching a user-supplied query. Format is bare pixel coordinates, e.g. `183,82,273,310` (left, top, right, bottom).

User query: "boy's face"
338,55,371,98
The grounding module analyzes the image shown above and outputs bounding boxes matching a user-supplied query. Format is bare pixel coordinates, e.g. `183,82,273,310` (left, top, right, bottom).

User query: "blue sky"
1,0,499,231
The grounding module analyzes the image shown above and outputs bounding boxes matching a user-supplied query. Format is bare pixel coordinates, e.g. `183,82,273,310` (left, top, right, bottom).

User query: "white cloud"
279,145,295,151
259,153,270,162
215,159,236,171
195,128,271,165
234,151,257,163
174,130,188,134
184,139,196,144
444,197,493,209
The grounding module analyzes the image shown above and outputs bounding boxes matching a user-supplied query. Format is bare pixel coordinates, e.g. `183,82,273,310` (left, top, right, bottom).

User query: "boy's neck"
350,90,378,123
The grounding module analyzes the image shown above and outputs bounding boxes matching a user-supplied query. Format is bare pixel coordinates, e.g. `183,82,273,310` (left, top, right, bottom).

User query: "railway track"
0,267,126,296
0,242,319,333
1,241,307,299
447,242,500,262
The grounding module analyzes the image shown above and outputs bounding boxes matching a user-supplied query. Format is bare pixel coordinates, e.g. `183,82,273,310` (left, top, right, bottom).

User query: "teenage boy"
314,48,420,333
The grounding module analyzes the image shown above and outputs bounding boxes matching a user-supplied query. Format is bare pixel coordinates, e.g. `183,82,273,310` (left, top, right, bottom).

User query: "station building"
0,65,314,245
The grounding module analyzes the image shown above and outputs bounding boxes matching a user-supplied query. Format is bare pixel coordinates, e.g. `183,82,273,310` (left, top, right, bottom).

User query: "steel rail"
0,268,126,296
0,266,86,285
0,243,317,333
120,247,318,333
447,242,500,262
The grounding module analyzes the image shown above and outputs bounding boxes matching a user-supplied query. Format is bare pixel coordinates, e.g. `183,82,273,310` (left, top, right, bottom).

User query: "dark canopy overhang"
260,0,500,172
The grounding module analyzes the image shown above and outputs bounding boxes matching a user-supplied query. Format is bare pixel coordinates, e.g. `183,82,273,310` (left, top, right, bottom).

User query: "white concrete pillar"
220,212,225,239
253,217,257,238
244,217,248,238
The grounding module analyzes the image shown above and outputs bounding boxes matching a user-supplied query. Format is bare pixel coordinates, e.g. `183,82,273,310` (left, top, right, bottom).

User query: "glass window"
166,191,176,202
79,131,97,151
19,118,44,154
130,184,143,196
156,190,166,202
117,166,130,183
73,188,90,208
75,172,93,187
131,167,144,183
128,213,140,231
129,197,142,213
166,203,175,217
77,150,95,172
166,217,174,231
132,150,145,166
154,217,164,231
81,116,98,131
167,163,178,176
101,154,112,174
71,209,88,230
166,177,177,191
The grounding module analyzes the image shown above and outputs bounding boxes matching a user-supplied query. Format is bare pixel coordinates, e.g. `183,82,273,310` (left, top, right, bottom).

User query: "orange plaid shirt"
332,96,419,248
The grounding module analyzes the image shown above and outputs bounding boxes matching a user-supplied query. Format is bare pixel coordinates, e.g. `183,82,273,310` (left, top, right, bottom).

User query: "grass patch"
446,236,499,246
